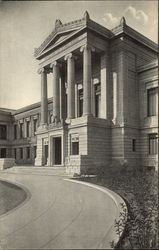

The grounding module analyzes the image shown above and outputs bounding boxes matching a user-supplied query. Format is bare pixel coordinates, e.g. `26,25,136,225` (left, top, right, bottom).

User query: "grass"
76,164,158,249
0,180,27,216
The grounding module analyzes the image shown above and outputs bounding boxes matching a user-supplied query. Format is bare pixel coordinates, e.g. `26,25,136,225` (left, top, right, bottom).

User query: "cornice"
12,98,53,116
111,24,158,53
137,60,158,73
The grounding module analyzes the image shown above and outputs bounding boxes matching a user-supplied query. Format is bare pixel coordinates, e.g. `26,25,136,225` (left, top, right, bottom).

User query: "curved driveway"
0,172,122,249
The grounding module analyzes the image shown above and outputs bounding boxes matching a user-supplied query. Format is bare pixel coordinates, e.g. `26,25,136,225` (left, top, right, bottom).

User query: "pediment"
35,25,85,59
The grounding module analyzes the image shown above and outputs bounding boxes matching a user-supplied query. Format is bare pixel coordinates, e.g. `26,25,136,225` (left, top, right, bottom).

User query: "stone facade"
0,12,158,173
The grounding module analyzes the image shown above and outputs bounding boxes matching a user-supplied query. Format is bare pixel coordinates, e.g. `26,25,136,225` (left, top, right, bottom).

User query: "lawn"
0,180,27,216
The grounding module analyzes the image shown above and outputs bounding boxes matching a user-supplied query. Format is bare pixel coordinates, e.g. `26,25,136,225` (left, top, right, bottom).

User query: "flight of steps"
1,166,69,177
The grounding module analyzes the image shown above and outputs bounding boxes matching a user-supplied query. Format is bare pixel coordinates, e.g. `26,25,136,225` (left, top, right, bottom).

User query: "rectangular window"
71,135,79,155
132,139,136,152
33,119,37,135
20,148,23,159
26,121,30,137
27,147,30,159
34,146,37,158
14,124,17,139
0,125,7,140
147,88,158,116
0,148,6,158
20,123,23,139
79,89,83,117
149,134,158,155
14,148,17,159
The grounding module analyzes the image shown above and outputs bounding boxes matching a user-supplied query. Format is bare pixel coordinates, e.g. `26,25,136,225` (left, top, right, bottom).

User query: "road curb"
64,178,128,249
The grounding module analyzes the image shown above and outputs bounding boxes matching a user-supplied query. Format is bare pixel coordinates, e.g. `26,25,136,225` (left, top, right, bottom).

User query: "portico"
34,11,121,174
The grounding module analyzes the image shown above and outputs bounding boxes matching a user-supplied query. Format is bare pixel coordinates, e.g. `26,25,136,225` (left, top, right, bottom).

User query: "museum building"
0,12,158,174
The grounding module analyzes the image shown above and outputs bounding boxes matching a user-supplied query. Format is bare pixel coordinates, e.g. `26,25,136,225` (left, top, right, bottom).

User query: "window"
20,148,23,159
14,124,17,139
0,148,6,158
132,139,136,152
147,88,158,116
71,135,79,155
95,84,101,118
34,146,37,158
33,119,37,135
26,121,30,137
14,148,17,159
27,147,30,159
149,134,158,155
20,123,23,139
79,89,83,117
0,125,7,140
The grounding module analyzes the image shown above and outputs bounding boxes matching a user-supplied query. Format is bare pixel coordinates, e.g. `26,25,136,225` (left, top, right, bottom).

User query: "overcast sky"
0,0,158,109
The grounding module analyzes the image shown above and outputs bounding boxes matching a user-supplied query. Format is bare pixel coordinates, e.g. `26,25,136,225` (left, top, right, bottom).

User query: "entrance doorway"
54,137,61,165
44,145,48,165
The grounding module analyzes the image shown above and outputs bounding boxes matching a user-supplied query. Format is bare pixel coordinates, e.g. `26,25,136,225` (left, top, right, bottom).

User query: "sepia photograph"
0,0,158,249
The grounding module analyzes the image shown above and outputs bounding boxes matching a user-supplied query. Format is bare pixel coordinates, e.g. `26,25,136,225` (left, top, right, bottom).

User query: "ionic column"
64,53,75,119
51,61,60,122
80,45,95,116
38,68,48,125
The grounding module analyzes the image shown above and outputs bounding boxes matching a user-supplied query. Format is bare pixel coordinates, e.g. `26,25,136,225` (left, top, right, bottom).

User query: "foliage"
80,165,158,249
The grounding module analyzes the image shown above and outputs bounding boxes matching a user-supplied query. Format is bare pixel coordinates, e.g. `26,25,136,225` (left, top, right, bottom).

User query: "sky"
0,0,158,109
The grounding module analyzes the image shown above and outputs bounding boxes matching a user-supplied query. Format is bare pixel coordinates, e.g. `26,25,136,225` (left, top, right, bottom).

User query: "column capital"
64,53,77,61
80,44,95,53
50,61,61,68
37,67,50,74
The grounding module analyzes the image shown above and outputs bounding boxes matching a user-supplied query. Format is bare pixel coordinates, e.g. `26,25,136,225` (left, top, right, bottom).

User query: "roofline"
34,14,158,60
12,98,53,115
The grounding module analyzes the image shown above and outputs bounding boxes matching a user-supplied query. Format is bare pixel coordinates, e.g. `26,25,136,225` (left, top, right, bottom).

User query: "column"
65,53,75,119
51,61,60,122
80,45,94,116
38,68,48,125
100,54,110,119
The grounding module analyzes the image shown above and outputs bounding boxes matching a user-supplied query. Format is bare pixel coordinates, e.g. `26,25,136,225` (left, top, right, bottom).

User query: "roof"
34,11,158,59
12,97,53,115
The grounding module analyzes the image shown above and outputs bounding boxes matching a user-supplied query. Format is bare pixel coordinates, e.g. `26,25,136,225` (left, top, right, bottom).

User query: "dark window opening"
27,147,30,159
79,89,83,117
54,137,61,165
149,134,158,155
14,148,17,159
14,124,17,139
95,84,101,118
20,123,23,139
20,148,23,159
72,142,79,155
0,148,6,158
132,139,136,152
34,146,37,158
71,135,79,155
26,121,30,137
0,125,7,140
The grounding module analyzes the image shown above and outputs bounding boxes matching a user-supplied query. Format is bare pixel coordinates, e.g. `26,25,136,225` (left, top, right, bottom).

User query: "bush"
80,167,158,249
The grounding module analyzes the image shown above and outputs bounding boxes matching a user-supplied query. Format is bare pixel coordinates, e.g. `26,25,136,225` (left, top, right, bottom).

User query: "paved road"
0,172,122,249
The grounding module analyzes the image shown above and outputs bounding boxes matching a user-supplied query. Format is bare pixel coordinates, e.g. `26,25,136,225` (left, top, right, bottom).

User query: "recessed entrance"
54,137,61,165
